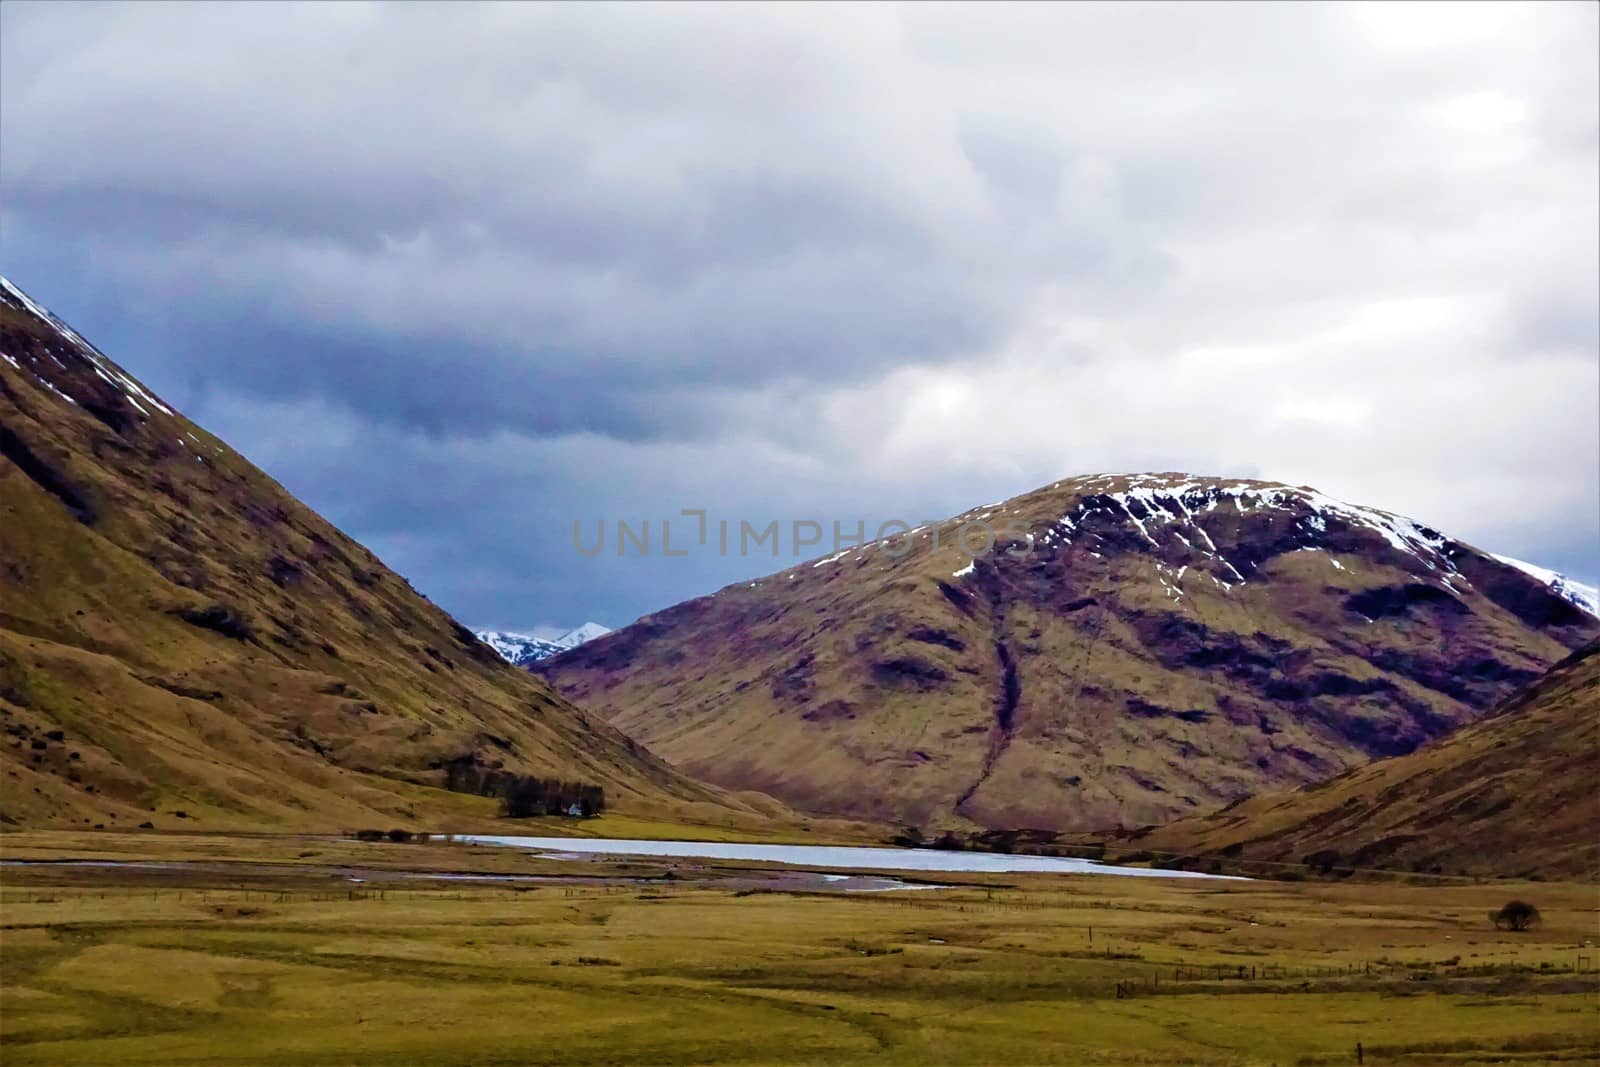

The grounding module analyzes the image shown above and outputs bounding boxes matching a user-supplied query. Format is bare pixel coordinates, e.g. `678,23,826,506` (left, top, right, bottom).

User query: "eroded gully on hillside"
953,565,1022,816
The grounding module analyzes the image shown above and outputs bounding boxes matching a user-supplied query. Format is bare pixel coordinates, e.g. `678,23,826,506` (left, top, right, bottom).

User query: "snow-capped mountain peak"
556,622,611,646
534,470,1600,834
474,630,561,665
474,623,611,667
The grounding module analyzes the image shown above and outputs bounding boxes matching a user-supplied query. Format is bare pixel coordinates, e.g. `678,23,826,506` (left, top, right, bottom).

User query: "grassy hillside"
539,473,1597,832
0,276,748,831
1133,641,1600,880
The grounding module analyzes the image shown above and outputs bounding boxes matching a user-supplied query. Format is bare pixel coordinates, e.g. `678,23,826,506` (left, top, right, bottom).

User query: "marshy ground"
2,831,1597,1065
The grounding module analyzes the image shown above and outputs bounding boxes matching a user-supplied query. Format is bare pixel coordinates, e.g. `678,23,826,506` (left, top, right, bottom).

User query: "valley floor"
2,832,1597,1066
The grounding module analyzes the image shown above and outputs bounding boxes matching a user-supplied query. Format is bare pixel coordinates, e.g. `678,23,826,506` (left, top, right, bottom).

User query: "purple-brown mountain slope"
537,473,1598,832
0,276,731,829
1137,639,1600,879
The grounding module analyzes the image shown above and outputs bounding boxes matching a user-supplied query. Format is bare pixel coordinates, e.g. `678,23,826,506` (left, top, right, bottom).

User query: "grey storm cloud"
1,1,1595,629
0,1,1122,423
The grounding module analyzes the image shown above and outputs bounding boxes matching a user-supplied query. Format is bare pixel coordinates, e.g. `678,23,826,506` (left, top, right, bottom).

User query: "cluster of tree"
1491,899,1541,932
354,828,423,842
501,776,606,819
890,825,1095,858
441,759,501,797
1301,849,1354,877
890,826,964,851
440,759,605,819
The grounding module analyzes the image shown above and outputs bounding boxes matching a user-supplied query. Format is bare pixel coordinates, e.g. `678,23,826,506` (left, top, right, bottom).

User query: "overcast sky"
2,1,1595,632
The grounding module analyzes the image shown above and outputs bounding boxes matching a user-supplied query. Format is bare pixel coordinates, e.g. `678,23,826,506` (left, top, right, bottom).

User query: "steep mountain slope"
476,623,612,667
1135,640,1600,879
1491,555,1599,616
537,473,1598,832
0,276,726,829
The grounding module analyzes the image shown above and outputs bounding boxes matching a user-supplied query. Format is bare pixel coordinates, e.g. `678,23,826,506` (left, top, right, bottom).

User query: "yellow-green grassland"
3,831,1597,1066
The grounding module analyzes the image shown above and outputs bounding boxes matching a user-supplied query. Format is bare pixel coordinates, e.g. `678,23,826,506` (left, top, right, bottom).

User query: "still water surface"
456,836,1242,880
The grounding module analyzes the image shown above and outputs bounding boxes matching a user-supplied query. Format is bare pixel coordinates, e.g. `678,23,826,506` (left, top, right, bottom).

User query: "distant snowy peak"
475,623,611,667
557,622,611,646
1492,556,1600,618
475,630,562,665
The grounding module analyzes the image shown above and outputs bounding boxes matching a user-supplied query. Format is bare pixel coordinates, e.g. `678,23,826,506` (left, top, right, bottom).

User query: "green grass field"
3,833,1597,1065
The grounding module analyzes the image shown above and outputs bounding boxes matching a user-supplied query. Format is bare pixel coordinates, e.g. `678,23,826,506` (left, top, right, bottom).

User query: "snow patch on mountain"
0,274,175,417
1492,556,1600,618
475,631,561,664
1046,474,1595,618
475,623,612,666
1058,474,1456,579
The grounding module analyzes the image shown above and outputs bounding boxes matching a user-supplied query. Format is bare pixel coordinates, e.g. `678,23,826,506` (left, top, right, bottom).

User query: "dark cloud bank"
2,2,1595,629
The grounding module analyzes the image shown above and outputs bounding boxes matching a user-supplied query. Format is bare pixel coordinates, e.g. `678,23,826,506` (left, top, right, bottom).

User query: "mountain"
0,276,726,829
536,473,1599,832
475,623,612,668
558,622,613,647
477,631,565,665
1491,555,1599,617
1134,639,1600,879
